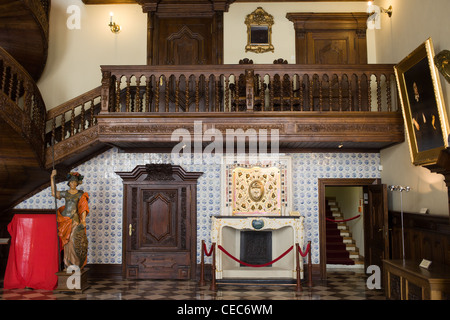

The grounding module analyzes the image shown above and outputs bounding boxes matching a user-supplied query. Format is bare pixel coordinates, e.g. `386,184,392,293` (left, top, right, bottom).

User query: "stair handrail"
44,86,102,167
0,46,47,166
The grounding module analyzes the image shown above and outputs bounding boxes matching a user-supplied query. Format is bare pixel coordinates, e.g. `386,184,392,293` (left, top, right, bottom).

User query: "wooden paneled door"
117,164,202,280
364,184,389,269
152,17,215,65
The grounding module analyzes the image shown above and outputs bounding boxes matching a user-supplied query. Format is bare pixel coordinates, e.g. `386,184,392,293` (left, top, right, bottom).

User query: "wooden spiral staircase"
0,0,105,216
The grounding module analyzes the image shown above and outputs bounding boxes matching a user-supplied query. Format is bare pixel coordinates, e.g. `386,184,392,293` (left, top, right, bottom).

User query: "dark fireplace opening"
240,231,272,267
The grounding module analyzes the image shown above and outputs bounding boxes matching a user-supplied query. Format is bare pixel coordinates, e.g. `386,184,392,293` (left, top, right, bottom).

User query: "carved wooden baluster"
338,75,343,112
299,76,304,111
329,75,333,111
195,77,200,112
155,76,160,113
224,77,229,112
135,77,141,112
290,75,294,112
1,65,6,92
70,107,75,137
51,116,56,145
61,113,65,141
319,75,323,112
215,77,219,112
125,77,131,112
269,75,274,111
348,75,352,111
80,103,85,132
309,76,314,111
175,77,180,112
89,100,95,127
165,77,169,112
15,77,22,106
358,76,362,112
185,75,190,112
7,65,14,100
386,76,392,112
367,75,372,112
260,76,265,111
115,78,121,112
377,74,382,112
205,77,210,112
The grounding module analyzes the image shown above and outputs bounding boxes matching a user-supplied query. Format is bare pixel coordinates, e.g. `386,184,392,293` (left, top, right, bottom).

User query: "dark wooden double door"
118,165,202,280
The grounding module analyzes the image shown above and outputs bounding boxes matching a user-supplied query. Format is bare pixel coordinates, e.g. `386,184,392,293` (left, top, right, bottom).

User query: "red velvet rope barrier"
202,242,214,257
298,242,311,257
218,244,294,268
326,214,361,223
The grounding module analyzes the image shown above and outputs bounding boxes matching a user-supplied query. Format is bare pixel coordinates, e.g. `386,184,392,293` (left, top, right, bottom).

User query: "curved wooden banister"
44,86,103,169
0,46,47,166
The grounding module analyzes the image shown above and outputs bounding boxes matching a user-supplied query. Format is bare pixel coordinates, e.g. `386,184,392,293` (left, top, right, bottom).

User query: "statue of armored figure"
51,170,89,270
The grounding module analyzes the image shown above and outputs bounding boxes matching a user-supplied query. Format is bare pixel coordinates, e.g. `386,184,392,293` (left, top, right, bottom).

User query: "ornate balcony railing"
99,64,398,114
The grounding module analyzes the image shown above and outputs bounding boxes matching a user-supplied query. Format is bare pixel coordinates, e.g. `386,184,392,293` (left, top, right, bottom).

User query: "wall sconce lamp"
109,12,121,33
368,1,393,18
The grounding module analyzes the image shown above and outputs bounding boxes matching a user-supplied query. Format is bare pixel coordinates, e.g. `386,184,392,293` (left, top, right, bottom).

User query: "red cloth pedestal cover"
4,214,59,290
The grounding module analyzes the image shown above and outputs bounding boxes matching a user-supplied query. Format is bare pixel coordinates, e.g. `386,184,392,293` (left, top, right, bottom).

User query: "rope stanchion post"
199,240,206,286
307,241,313,287
295,243,302,292
210,242,217,291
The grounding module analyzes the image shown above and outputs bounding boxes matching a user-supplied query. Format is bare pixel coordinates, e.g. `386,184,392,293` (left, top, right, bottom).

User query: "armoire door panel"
140,189,179,249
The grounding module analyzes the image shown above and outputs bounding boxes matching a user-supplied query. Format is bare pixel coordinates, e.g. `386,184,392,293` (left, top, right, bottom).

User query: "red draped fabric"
4,214,59,290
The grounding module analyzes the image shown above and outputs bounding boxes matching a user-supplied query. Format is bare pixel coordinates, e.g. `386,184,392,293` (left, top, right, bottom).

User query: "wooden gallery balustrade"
95,64,404,152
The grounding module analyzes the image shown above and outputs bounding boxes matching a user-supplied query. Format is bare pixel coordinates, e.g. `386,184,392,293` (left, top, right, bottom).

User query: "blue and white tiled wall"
15,148,381,265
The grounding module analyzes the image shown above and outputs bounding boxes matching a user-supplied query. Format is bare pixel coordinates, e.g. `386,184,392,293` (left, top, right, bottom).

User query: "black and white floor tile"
0,270,385,301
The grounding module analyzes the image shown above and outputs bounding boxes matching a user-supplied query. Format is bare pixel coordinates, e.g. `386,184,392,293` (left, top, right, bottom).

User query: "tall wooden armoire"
117,164,203,279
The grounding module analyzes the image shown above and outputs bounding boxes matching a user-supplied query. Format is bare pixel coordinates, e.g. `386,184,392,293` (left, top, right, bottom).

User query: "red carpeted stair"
325,198,355,265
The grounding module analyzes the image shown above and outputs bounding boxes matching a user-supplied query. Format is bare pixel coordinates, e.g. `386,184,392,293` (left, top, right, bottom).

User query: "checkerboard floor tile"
0,271,385,301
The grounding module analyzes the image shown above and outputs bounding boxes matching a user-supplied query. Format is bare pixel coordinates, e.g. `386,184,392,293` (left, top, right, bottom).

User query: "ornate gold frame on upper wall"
394,38,450,166
245,7,274,54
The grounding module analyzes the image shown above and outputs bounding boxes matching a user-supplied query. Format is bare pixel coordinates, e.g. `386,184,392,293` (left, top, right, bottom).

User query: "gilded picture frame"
245,7,274,54
394,38,450,166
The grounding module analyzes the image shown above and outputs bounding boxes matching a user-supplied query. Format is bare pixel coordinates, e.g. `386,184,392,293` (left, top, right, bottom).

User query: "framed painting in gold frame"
245,7,274,54
394,38,450,166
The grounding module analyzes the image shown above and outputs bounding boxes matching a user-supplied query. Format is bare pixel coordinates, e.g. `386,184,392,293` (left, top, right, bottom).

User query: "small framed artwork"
394,38,450,166
245,7,274,54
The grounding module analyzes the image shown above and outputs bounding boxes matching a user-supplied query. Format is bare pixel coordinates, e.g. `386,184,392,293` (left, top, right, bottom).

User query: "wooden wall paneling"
389,211,450,267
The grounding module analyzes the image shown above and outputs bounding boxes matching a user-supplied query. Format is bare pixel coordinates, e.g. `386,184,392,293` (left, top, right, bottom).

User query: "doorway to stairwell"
325,186,365,269
318,178,389,279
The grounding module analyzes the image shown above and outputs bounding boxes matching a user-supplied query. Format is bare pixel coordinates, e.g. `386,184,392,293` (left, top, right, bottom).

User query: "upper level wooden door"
152,17,215,65
144,0,230,66
286,12,369,65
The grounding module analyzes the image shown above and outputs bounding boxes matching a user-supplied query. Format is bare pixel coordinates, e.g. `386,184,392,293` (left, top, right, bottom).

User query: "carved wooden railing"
44,86,102,168
99,64,399,115
0,46,47,165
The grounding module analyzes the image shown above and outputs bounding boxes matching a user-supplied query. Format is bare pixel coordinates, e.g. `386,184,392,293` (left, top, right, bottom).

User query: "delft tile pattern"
0,271,386,300
15,149,380,265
